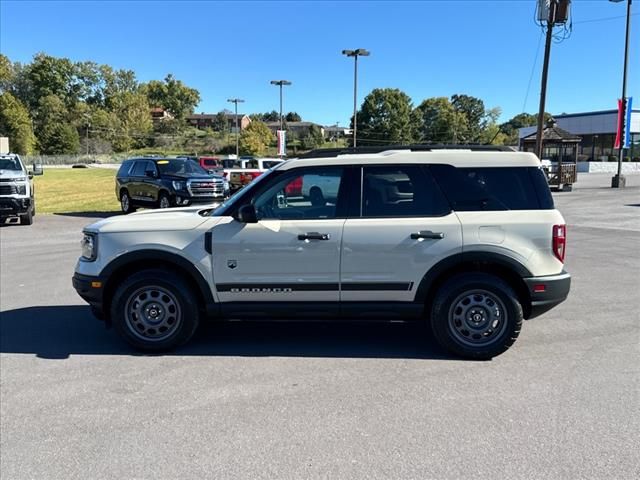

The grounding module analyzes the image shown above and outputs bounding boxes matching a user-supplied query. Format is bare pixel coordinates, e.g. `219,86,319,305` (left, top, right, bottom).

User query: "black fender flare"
100,249,216,312
414,252,532,303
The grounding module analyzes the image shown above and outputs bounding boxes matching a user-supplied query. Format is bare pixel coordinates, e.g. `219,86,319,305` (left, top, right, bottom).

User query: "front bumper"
72,272,106,319
524,271,571,319
0,197,31,216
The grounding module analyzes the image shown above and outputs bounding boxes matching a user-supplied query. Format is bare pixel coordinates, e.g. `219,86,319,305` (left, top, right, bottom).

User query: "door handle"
410,230,445,240
298,232,331,241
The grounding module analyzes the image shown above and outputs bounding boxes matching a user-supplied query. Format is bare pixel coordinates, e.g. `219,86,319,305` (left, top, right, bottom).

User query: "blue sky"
1,0,637,125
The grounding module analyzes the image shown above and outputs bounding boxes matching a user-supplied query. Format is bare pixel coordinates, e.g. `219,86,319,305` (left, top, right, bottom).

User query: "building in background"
265,121,325,138
520,108,640,161
187,113,251,133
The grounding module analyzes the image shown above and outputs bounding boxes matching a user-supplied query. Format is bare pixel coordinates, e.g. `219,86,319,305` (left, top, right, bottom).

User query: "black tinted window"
130,161,147,177
430,165,552,211
117,161,133,176
362,166,450,217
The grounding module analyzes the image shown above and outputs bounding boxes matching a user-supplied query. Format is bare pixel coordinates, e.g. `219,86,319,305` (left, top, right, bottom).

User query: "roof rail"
298,144,516,159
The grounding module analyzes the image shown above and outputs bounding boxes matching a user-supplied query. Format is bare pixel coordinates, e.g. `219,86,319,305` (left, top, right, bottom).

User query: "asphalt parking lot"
1,173,639,479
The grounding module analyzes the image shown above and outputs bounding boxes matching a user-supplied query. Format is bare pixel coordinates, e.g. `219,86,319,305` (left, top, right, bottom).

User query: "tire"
110,269,200,352
562,184,573,192
19,208,33,225
158,192,172,209
120,190,136,214
430,273,523,360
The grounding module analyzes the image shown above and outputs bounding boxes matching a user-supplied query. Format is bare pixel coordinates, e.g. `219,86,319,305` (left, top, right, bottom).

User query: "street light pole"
227,98,244,158
611,0,633,188
270,80,292,132
342,48,370,148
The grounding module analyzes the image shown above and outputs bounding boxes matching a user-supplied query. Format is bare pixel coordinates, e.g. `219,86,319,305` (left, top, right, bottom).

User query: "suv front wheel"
110,269,200,351
430,273,523,359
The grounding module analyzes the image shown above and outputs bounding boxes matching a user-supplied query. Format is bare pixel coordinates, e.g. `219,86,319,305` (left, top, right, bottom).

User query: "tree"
143,74,200,120
451,94,486,142
212,111,228,133
355,88,415,146
413,97,467,143
239,120,274,156
35,94,79,154
499,112,551,145
301,124,324,149
0,54,14,93
285,112,301,122
23,53,76,110
109,92,153,151
0,92,36,154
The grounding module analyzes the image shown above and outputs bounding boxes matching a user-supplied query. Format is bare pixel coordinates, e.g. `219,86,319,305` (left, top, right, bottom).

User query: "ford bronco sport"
74,145,570,359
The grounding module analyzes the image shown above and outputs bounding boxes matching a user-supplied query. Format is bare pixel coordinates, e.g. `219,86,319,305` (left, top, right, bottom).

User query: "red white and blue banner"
277,130,286,156
614,97,633,149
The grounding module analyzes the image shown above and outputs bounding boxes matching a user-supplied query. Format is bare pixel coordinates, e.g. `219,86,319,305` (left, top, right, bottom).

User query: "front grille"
188,178,225,197
0,184,17,195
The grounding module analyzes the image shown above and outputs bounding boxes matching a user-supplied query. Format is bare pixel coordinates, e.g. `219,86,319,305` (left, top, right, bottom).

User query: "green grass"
34,168,120,214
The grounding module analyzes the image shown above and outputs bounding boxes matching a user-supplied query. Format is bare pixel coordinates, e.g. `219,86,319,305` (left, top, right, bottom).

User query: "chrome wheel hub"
448,289,508,347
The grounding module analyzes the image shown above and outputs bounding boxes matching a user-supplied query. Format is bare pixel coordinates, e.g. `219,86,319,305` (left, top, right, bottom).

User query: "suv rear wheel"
120,190,136,214
110,269,200,351
430,273,523,359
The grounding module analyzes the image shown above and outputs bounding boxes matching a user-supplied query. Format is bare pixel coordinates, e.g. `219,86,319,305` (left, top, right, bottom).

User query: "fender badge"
227,260,237,269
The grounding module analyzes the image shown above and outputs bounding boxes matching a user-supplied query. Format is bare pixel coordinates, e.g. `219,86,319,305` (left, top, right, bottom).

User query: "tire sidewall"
120,190,134,214
110,270,200,351
431,273,523,359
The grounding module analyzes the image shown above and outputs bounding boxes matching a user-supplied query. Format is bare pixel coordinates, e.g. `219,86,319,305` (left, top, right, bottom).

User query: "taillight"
553,224,566,262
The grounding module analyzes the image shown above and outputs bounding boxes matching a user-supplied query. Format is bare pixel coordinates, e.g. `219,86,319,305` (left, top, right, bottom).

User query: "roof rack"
298,144,516,159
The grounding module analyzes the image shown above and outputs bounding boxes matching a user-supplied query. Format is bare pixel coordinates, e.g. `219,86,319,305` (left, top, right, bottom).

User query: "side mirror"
32,164,44,176
237,204,258,224
145,169,157,178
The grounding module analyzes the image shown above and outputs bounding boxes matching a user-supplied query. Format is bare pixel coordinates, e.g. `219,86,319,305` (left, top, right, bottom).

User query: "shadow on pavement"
53,211,120,219
0,305,456,361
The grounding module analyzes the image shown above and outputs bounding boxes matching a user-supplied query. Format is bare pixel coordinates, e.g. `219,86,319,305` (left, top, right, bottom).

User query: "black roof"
298,144,515,159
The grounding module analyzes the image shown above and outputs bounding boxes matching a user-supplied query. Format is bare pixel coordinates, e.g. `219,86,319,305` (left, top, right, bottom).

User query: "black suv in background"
115,157,229,213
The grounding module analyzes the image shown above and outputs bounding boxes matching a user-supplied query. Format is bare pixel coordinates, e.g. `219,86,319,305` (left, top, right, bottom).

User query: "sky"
0,0,637,126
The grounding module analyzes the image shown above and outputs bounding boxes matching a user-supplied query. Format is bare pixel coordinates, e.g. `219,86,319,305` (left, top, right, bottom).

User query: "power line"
523,30,544,113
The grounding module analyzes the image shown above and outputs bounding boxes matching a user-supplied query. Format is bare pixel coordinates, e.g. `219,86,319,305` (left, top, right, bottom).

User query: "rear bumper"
0,197,31,216
524,271,571,319
72,273,106,319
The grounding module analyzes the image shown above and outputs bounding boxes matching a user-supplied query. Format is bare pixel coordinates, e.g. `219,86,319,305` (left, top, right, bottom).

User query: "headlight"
172,180,186,190
223,179,230,190
16,184,27,195
13,176,27,182
81,232,97,261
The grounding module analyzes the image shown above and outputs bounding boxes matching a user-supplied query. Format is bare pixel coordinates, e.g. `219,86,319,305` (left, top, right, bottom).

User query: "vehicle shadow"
53,211,120,219
0,305,457,361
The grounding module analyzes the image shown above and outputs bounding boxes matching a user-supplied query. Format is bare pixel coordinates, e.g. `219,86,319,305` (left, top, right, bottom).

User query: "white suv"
73,146,571,359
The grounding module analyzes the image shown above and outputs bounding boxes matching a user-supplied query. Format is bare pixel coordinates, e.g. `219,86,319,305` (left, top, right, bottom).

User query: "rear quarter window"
117,161,133,176
430,165,554,211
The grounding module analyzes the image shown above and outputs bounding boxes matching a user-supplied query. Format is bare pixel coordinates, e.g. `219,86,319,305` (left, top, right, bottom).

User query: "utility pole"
611,0,633,188
535,0,558,160
227,98,244,158
342,49,370,148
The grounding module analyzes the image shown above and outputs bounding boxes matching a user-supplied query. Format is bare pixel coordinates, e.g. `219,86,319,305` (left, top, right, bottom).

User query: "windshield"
156,159,208,176
0,158,23,171
211,168,276,216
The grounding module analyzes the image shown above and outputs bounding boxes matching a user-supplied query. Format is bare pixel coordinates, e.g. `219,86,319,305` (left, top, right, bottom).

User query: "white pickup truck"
228,158,283,192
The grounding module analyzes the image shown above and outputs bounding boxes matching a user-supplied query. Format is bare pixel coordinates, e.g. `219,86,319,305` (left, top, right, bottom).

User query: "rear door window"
130,161,147,177
361,165,450,217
